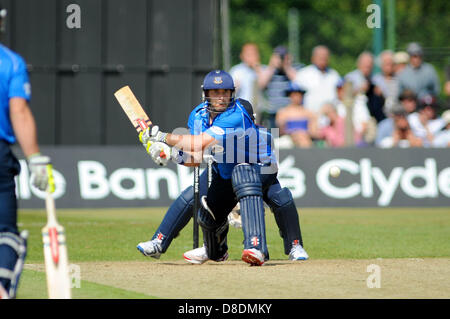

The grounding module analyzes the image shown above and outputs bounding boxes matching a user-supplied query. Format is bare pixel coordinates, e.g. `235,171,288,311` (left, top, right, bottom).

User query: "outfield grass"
18,269,154,299
16,207,450,298
18,207,450,263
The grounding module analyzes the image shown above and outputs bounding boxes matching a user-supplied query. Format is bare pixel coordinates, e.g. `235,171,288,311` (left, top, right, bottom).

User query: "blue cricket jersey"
0,44,31,144
187,99,276,179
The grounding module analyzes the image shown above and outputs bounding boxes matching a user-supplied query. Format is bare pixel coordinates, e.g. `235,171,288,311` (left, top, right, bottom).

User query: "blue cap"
336,77,345,88
202,70,235,91
286,82,306,95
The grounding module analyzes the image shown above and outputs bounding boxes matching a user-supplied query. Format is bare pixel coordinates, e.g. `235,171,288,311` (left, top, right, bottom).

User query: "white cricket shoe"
289,244,309,261
137,239,162,259
183,245,228,264
242,248,265,266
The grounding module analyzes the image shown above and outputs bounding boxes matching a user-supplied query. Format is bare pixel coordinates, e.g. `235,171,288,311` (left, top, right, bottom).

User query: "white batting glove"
147,142,172,166
27,153,51,191
139,125,168,145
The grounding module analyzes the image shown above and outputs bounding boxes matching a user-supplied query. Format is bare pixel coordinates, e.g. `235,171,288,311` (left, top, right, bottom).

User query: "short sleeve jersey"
0,44,31,144
188,99,275,179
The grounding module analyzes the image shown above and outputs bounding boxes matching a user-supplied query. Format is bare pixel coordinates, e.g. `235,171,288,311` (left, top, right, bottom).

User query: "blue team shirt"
188,99,275,179
0,44,31,144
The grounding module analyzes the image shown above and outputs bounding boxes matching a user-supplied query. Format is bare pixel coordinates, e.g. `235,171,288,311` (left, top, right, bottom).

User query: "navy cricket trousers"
0,140,21,290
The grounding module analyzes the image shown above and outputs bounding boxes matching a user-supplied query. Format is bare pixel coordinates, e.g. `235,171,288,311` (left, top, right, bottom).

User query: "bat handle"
45,191,57,225
46,164,56,194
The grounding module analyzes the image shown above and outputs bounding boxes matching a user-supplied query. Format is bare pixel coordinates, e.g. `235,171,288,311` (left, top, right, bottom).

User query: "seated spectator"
294,45,341,113
314,102,345,147
375,89,418,146
275,82,317,148
379,109,423,148
432,110,450,147
393,51,409,75
408,96,447,146
345,51,386,123
335,79,375,147
373,50,400,114
399,89,418,114
398,42,440,99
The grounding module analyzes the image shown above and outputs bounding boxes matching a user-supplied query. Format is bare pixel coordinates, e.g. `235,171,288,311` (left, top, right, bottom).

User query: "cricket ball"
329,166,341,178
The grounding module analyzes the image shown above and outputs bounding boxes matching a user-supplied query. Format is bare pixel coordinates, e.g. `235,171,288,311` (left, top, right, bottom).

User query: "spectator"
345,51,374,94
335,79,375,147
399,89,418,114
229,43,264,122
432,110,450,147
398,42,440,99
314,102,345,147
375,89,418,146
373,50,400,114
379,109,423,148
408,96,446,146
345,51,386,123
294,45,341,114
393,51,409,75
259,46,301,129
275,82,317,148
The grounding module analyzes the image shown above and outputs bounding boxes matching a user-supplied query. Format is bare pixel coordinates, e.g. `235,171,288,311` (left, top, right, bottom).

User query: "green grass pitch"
16,207,450,298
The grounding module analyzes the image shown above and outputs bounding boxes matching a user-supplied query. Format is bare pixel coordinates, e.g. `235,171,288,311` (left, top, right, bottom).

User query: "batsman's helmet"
202,70,235,113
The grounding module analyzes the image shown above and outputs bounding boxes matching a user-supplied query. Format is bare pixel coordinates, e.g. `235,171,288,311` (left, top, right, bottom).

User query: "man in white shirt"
294,45,341,114
408,96,446,147
229,43,261,108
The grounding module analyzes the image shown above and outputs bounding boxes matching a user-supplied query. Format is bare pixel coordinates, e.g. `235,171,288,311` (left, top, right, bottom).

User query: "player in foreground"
136,70,308,265
0,8,51,298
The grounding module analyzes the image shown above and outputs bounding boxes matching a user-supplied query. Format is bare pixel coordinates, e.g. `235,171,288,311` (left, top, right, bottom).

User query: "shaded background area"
0,0,448,145
229,0,450,87
0,0,220,144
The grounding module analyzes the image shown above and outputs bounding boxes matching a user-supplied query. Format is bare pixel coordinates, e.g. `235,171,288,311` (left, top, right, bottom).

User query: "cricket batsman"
0,8,51,298
137,70,308,265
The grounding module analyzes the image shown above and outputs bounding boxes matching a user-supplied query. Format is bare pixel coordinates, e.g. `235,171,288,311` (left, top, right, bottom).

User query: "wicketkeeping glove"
27,153,51,191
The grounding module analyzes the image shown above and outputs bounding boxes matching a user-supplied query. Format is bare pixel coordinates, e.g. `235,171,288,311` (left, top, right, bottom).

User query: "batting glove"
28,153,51,191
147,142,172,166
139,125,168,145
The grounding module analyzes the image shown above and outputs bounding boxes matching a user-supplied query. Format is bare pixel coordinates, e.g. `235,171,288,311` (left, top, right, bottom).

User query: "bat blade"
42,191,71,299
114,86,152,132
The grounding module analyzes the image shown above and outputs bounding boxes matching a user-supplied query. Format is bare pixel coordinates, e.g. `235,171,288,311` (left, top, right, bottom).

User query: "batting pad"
0,231,27,298
269,187,303,254
232,164,268,258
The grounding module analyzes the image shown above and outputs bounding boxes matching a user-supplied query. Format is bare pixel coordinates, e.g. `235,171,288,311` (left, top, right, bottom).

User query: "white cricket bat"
42,164,71,299
114,85,167,158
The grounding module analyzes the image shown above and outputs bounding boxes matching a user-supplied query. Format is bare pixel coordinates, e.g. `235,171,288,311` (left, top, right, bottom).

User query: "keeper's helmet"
202,70,235,113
